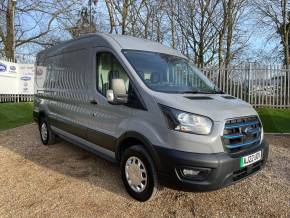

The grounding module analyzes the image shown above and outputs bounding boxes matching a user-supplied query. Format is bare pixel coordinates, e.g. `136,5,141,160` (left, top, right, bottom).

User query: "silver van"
34,33,269,201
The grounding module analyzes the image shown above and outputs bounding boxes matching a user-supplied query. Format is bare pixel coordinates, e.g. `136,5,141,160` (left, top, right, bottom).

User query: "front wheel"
121,145,158,201
39,118,56,145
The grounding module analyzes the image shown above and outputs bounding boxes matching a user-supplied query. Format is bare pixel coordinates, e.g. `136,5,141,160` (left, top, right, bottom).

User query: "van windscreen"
123,50,219,94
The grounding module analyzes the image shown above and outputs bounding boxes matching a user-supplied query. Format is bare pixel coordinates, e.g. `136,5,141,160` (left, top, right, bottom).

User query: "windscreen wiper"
181,90,224,94
180,90,201,94
213,90,224,94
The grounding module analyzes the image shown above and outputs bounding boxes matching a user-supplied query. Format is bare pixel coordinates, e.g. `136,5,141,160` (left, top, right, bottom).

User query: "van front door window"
97,52,129,96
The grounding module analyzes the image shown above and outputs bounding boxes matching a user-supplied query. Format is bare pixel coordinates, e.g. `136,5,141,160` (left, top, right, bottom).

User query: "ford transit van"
34,33,269,201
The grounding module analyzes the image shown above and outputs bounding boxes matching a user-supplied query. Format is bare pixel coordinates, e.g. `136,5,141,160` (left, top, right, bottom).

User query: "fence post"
247,63,251,103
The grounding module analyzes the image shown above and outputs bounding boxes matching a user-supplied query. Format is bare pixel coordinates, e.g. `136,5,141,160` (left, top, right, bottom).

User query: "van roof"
102,33,186,58
38,33,186,59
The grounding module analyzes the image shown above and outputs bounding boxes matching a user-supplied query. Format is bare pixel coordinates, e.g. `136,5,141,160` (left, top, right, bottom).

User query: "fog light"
179,167,211,180
182,169,200,176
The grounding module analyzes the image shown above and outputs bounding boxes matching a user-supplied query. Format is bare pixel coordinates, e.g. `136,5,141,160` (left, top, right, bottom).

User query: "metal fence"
0,94,34,103
202,63,290,108
0,62,290,108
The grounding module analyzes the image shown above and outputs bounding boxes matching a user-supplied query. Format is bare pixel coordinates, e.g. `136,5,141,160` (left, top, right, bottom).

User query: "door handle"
90,100,98,105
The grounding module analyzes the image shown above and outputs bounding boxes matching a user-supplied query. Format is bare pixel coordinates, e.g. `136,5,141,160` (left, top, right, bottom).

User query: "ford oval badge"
20,76,31,81
0,63,7,72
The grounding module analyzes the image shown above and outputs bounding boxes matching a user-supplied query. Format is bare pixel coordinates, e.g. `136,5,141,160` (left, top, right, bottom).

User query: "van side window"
97,52,145,110
97,52,129,96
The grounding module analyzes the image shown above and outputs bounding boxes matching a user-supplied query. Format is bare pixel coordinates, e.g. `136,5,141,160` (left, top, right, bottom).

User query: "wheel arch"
116,131,161,171
38,110,46,119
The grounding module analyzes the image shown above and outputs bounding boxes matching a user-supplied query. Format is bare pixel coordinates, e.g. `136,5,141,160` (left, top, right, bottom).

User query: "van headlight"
159,105,213,135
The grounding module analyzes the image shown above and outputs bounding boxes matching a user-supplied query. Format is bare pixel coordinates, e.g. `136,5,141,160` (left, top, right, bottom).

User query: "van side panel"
35,52,64,128
53,48,91,138
35,44,93,139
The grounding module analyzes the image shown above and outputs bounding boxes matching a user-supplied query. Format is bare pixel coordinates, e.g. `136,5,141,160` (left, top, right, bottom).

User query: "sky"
12,0,283,65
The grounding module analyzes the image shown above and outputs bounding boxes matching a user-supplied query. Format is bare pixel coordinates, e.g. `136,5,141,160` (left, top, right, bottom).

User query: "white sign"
18,64,35,94
0,60,18,94
35,66,47,93
0,60,35,95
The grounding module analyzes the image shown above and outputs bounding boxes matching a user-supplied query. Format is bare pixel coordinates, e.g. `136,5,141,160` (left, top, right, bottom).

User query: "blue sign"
0,63,7,72
20,76,31,81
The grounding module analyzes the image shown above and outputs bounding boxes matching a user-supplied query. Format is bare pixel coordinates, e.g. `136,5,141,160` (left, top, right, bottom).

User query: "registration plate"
240,151,262,168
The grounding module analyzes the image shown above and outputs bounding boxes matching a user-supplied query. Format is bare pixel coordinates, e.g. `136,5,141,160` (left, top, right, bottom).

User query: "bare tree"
167,0,176,48
69,7,97,38
0,0,79,60
206,0,248,68
111,0,131,35
68,1,99,38
254,0,290,66
174,0,221,67
254,0,290,103
1,0,16,60
0,0,269,69
105,0,116,34
145,0,166,42
137,0,152,38
104,0,165,41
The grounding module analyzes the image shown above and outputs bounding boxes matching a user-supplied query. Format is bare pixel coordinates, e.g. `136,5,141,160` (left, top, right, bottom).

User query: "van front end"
155,136,268,192
153,102,269,191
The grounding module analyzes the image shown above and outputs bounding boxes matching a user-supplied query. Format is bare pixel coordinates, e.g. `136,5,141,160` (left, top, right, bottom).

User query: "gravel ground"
0,123,289,218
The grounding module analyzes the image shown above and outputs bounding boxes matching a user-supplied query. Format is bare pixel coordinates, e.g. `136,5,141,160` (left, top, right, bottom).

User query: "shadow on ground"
0,123,130,200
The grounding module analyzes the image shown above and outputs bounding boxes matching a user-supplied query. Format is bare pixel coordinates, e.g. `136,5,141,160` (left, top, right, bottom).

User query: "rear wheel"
121,145,158,201
39,118,56,145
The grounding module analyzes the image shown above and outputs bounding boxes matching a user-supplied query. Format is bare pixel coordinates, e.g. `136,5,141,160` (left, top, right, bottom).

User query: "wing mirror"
106,79,128,104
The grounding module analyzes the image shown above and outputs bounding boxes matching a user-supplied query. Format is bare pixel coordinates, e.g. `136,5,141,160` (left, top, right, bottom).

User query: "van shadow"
1,123,132,200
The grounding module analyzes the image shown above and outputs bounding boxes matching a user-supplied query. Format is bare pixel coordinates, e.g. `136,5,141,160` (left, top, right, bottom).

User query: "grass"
0,102,33,131
257,107,290,133
0,102,289,133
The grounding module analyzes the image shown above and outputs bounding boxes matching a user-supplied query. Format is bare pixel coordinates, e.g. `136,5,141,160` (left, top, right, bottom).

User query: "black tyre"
39,118,56,145
121,145,158,201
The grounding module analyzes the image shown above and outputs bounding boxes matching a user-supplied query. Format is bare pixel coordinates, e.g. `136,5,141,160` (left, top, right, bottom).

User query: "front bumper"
155,140,269,191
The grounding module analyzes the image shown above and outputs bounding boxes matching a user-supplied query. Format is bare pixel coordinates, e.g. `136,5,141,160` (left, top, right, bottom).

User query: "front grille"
223,116,262,153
